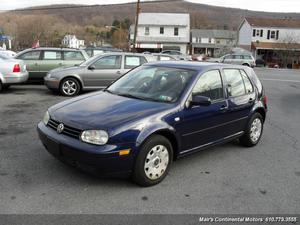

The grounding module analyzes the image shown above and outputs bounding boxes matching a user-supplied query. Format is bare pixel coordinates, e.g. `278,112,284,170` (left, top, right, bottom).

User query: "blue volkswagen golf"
38,61,267,186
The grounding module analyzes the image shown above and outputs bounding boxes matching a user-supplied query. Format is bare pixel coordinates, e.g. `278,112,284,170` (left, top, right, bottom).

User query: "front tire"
60,78,81,97
240,113,264,147
132,135,173,187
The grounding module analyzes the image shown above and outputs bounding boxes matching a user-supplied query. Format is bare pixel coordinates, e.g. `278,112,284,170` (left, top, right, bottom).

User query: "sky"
0,0,299,13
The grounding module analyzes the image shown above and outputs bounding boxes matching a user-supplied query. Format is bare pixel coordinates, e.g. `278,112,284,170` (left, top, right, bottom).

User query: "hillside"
10,0,300,29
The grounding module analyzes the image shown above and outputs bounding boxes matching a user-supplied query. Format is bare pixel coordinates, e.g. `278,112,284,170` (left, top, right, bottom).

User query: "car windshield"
106,66,197,103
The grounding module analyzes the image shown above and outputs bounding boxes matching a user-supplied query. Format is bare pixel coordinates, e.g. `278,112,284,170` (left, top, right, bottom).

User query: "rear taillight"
263,95,268,105
13,64,21,73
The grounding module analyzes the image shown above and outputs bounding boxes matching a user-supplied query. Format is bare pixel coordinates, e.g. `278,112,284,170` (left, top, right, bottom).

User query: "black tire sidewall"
0,81,3,92
133,135,173,187
60,78,80,96
241,113,264,146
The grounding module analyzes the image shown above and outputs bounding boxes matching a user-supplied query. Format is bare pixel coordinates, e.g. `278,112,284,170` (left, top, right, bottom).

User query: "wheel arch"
137,128,180,161
60,75,83,90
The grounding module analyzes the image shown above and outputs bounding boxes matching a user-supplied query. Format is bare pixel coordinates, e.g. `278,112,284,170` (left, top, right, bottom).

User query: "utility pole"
132,0,141,52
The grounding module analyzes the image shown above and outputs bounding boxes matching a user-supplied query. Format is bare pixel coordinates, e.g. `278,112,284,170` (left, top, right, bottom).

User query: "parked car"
15,48,89,81
38,61,267,186
151,53,177,61
218,54,256,67
0,54,28,92
84,47,123,57
0,50,17,58
161,50,191,61
255,58,266,67
44,52,156,96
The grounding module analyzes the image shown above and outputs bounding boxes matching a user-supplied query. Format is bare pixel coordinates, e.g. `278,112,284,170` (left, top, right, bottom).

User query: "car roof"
144,61,252,72
23,47,83,51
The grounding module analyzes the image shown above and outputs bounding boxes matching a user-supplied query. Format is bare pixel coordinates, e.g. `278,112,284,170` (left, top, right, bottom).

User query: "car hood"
50,91,173,130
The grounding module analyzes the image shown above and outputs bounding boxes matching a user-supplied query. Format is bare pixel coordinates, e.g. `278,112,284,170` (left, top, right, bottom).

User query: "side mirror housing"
88,65,95,70
191,95,211,107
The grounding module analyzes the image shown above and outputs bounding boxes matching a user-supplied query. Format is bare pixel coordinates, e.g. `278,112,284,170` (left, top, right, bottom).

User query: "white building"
62,35,85,49
130,13,190,54
238,17,300,67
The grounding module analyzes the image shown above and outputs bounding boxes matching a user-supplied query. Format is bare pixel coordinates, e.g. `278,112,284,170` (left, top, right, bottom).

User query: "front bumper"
37,122,135,175
44,77,60,90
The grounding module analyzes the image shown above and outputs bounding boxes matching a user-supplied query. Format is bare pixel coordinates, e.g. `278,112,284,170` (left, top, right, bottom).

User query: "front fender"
136,122,177,147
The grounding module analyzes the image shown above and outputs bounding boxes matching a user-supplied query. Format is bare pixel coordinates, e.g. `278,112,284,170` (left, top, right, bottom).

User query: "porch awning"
252,42,300,51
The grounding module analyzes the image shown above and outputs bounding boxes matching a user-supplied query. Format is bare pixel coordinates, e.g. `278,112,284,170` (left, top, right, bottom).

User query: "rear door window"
125,56,146,69
64,51,85,60
43,51,62,60
223,69,246,97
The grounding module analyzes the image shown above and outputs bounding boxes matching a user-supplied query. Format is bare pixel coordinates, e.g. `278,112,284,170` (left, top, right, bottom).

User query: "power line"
10,0,182,12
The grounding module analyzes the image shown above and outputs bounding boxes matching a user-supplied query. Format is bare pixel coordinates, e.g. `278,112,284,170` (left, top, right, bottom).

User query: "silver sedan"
0,55,28,92
44,52,156,96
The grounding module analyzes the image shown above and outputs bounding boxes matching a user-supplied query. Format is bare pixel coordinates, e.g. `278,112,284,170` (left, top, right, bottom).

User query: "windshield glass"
107,66,197,103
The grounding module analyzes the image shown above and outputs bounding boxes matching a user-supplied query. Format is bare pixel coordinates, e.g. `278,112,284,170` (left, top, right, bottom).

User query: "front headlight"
80,130,109,145
43,111,50,125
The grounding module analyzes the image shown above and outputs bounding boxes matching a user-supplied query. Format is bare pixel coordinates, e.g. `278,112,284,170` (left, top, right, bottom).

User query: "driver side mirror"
190,95,212,107
88,65,95,70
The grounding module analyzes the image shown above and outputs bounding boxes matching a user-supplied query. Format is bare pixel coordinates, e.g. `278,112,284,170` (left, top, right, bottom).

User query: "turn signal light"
119,149,131,156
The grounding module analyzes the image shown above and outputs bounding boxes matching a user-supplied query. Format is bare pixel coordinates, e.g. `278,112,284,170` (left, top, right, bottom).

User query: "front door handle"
219,105,228,112
116,71,121,75
248,98,255,103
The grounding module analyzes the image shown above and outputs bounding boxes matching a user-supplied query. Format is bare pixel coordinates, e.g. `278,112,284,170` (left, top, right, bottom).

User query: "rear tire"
242,63,250,67
132,135,173,187
59,77,81,97
0,81,3,92
239,113,264,147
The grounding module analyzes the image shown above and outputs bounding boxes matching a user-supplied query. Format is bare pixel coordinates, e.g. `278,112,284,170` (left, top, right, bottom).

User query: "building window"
276,30,279,40
174,27,179,36
160,27,164,34
145,27,149,35
253,29,256,37
270,31,276,39
260,30,263,37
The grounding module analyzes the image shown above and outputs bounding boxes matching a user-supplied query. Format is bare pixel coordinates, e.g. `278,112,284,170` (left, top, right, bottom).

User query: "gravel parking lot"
0,68,299,214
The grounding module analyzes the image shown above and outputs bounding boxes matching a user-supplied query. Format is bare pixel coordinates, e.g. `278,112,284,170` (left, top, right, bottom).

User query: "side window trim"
239,69,254,94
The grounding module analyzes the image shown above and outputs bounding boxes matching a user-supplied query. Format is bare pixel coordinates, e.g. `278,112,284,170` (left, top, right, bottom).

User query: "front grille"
47,118,82,139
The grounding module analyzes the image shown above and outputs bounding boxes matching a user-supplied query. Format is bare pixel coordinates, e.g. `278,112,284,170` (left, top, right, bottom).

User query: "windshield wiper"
115,92,147,100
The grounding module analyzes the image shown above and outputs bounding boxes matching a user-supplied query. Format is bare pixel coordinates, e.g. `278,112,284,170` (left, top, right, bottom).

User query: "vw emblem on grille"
57,123,64,134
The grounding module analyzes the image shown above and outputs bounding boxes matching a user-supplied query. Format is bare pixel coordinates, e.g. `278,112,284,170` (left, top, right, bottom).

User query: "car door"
39,50,63,78
222,68,256,134
63,51,86,67
81,55,123,87
178,69,231,152
16,50,41,80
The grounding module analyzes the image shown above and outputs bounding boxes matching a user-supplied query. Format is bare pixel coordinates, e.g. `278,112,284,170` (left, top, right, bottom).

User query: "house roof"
245,17,300,28
138,13,190,26
191,29,236,39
